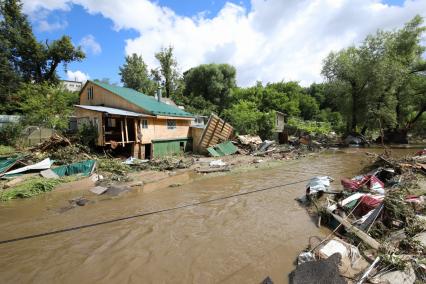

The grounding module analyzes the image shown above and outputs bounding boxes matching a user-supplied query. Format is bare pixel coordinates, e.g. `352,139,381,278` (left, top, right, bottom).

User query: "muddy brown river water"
0,148,420,283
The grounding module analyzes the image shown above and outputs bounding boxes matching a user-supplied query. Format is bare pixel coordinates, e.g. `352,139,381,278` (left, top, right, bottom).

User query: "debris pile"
293,150,426,284
233,135,313,160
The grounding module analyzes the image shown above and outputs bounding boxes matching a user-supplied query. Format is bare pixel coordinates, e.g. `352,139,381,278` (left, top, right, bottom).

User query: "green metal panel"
52,160,96,177
206,147,221,157
0,156,23,175
206,141,237,157
91,81,193,117
152,138,191,158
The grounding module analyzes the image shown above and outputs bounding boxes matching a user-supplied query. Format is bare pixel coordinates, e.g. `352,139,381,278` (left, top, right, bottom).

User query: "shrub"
77,122,98,147
0,123,24,146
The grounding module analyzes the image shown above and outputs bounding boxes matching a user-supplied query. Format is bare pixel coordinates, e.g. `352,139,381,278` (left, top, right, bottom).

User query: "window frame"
167,119,176,130
141,119,148,129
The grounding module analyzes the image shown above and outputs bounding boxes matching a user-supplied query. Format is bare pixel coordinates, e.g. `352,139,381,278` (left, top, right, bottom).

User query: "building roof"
75,105,154,117
90,81,193,118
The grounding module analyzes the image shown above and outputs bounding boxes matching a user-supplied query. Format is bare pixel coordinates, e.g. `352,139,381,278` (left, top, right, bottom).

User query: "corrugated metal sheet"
206,141,238,157
75,105,153,117
90,81,193,118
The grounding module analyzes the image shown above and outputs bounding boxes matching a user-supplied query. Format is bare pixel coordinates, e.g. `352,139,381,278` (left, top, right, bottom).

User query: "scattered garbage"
294,151,426,283
306,176,334,195
209,159,227,167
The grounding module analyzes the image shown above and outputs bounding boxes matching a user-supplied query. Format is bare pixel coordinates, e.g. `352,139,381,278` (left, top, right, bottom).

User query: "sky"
21,0,426,87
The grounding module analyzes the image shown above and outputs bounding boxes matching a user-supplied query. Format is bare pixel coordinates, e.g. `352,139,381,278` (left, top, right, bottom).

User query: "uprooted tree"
322,15,426,142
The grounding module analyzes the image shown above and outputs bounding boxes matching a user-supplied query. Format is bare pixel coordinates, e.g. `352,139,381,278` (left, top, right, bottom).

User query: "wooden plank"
124,117,129,142
331,213,380,250
206,119,223,147
121,120,125,147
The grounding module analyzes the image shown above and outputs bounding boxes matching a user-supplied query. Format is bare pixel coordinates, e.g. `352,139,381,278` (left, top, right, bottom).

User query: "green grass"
0,176,81,201
0,145,17,156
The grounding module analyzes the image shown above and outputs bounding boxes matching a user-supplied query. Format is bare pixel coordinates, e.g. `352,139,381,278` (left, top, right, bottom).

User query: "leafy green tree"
0,0,84,89
19,83,79,130
183,63,236,113
119,53,156,95
223,100,263,135
322,15,425,138
154,46,179,98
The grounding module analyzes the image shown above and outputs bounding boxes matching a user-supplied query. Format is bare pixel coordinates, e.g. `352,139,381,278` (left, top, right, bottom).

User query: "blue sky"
23,0,420,86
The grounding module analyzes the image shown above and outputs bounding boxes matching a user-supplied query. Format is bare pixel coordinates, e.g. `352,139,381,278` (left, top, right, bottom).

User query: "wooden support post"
134,119,138,143
124,117,129,142
120,120,125,147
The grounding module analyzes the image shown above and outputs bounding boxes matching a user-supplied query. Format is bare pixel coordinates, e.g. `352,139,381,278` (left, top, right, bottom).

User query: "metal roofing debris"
207,141,238,157
90,81,194,118
75,105,153,117
5,158,53,176
0,156,24,176
52,160,96,177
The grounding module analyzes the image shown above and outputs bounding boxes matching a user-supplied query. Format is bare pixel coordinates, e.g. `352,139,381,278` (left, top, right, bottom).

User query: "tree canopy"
119,53,156,95
0,0,85,113
322,15,426,135
154,46,179,98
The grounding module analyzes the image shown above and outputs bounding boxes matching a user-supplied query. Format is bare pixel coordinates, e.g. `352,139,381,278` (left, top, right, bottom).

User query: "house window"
87,86,94,100
141,119,148,129
167,119,176,129
107,118,116,127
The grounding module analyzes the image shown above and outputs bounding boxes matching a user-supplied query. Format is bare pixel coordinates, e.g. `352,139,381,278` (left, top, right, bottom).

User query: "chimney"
157,87,162,102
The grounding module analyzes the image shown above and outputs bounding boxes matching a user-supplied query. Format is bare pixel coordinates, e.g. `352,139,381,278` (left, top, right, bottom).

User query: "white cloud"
22,0,426,86
36,20,68,32
79,34,102,55
66,70,90,83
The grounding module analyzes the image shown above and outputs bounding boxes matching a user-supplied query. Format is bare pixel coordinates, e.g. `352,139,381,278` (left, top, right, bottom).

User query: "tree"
19,83,79,130
154,46,179,98
223,100,263,135
322,15,426,139
119,53,155,95
183,63,237,113
0,0,85,87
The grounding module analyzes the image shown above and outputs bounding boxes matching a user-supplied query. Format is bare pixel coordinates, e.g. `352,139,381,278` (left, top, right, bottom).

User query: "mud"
0,147,420,283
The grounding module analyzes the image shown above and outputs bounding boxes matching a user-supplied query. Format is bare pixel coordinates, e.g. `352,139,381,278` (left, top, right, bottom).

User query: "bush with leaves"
77,122,98,147
0,122,24,146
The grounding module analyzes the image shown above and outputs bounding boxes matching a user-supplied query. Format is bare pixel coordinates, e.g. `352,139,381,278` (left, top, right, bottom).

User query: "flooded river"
0,148,418,283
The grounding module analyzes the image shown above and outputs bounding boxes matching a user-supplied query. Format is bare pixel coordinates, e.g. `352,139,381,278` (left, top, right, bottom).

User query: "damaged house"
75,80,194,159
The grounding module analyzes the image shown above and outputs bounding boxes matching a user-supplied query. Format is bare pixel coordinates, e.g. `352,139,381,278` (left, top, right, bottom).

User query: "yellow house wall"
140,117,191,144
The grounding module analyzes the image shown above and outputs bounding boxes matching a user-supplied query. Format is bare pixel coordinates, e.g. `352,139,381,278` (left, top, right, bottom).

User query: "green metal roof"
91,81,193,118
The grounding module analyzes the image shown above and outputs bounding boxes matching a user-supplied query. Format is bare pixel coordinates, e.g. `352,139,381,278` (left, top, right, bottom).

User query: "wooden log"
331,213,380,250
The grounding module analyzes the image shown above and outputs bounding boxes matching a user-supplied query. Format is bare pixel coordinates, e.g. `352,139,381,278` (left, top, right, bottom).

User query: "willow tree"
322,15,425,139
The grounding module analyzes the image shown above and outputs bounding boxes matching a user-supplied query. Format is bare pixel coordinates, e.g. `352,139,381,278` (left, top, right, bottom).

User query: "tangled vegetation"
0,178,63,201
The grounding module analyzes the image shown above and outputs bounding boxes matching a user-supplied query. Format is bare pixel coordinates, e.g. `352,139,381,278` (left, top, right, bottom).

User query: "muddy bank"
0,148,419,284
